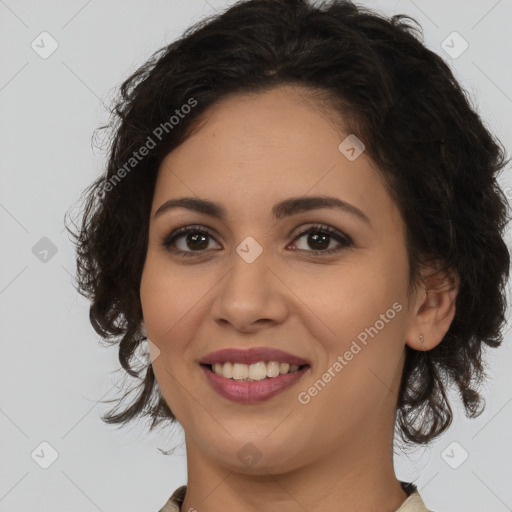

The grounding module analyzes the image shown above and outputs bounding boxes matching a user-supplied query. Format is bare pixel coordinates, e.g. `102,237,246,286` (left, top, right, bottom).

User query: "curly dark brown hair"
66,0,511,446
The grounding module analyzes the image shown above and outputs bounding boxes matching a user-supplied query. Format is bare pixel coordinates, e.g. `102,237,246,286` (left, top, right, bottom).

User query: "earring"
419,334,424,343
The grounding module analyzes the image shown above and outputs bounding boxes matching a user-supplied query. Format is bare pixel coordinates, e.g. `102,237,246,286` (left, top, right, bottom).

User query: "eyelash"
160,223,353,258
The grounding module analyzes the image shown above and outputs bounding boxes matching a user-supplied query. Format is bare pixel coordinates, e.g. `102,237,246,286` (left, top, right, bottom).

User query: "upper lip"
199,347,311,366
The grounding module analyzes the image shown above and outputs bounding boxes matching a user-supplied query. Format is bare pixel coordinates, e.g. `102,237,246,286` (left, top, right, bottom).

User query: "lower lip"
200,364,310,403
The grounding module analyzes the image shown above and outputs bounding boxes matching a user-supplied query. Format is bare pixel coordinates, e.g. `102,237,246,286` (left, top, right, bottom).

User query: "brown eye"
306,232,330,250
290,224,353,255
161,225,221,256
182,232,209,251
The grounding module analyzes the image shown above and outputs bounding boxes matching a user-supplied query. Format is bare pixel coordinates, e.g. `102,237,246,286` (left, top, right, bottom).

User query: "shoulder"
160,483,435,512
158,484,187,512
397,483,435,512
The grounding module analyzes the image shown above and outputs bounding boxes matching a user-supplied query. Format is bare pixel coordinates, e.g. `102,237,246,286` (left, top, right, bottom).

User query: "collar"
159,481,433,512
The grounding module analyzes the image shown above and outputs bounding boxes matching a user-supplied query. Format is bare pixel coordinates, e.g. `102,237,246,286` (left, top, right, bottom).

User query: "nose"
210,249,289,333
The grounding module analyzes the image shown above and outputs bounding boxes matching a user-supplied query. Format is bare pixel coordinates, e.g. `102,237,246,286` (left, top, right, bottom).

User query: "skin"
139,84,458,512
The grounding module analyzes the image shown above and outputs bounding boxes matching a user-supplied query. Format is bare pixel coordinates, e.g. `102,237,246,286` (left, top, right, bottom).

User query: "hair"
66,0,511,446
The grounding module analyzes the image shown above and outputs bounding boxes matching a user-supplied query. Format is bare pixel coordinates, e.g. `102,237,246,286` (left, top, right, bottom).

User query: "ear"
405,263,459,351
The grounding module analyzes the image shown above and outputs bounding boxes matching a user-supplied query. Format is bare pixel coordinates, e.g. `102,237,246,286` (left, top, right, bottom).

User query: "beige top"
158,482,433,512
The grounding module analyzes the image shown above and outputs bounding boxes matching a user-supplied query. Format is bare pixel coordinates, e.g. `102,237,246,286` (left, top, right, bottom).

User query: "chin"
205,435,306,475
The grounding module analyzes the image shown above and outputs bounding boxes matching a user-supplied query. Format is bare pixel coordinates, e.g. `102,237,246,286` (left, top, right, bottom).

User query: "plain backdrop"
1,1,511,511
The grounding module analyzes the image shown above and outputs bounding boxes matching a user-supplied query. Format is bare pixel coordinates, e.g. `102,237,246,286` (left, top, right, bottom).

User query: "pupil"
309,233,329,250
187,233,208,250
185,232,330,251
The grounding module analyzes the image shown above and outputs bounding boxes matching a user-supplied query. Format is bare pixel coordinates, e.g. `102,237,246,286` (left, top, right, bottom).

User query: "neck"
181,426,408,512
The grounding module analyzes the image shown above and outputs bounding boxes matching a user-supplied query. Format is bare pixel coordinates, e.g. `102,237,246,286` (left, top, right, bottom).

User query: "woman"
69,0,511,510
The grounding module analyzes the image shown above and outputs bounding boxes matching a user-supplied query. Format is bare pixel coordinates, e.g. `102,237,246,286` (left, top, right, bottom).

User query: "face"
140,85,417,474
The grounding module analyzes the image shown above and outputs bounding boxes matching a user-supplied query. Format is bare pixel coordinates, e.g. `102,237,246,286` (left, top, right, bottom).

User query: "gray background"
1,1,511,511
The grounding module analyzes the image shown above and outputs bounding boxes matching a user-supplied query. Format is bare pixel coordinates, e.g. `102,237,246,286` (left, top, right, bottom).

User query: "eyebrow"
154,195,371,226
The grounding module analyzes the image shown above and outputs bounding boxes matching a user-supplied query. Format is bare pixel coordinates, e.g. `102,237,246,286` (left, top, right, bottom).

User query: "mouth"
200,362,311,403
200,362,310,381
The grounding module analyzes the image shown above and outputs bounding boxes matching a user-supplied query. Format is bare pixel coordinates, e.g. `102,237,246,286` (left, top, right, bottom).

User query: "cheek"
140,254,203,350
139,257,209,417
296,290,407,436
289,250,408,344
291,251,409,411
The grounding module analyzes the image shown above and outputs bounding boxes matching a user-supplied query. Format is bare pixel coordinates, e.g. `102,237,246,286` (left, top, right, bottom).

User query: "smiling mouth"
200,361,311,403
200,362,310,381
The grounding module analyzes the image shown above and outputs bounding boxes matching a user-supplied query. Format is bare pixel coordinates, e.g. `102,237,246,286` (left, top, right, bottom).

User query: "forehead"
152,85,401,231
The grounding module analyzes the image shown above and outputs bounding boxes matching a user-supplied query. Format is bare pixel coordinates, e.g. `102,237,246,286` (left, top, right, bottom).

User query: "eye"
289,224,353,255
160,223,353,257
160,225,221,257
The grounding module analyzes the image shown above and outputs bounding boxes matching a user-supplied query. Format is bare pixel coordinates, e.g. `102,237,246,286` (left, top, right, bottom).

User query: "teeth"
222,361,233,378
249,361,267,380
232,363,248,380
211,361,303,380
266,361,280,377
